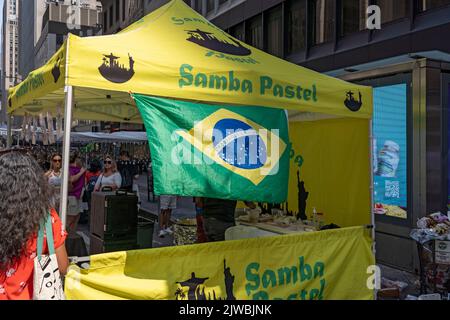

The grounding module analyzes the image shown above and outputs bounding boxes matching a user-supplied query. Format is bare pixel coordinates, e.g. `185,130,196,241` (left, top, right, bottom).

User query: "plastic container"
312,208,318,229
248,208,262,223
377,140,400,177
173,219,197,246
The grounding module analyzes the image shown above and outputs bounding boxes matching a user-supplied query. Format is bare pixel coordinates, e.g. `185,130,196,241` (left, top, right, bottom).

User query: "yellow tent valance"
8,0,372,122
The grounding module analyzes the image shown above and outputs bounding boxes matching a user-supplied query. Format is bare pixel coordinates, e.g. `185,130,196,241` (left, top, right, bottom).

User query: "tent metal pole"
369,120,376,243
60,85,74,230
369,119,377,299
6,114,12,148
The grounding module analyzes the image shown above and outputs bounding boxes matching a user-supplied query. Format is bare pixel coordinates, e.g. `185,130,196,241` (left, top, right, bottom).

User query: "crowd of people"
44,150,141,235
0,142,258,300
0,147,145,300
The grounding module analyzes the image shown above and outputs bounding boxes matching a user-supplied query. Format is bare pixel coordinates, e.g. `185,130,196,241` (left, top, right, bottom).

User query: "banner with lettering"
65,227,374,300
8,0,372,122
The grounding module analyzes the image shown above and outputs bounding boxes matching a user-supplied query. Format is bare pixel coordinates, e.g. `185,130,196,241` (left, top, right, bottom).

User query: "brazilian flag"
133,94,290,203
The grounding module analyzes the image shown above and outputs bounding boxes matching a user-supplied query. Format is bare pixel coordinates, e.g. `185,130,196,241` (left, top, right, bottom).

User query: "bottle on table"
312,207,317,229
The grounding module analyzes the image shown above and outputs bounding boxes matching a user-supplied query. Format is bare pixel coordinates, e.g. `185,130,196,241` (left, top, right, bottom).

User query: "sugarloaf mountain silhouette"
98,53,135,83
344,91,363,112
175,259,236,300
52,55,63,83
186,29,251,56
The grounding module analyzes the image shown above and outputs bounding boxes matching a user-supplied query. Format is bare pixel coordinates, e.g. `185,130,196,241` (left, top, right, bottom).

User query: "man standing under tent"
117,150,139,192
200,198,256,242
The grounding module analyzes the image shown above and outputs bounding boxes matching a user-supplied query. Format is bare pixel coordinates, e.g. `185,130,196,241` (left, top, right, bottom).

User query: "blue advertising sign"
373,84,408,219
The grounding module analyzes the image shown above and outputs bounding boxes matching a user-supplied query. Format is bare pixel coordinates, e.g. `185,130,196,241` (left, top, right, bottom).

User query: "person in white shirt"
94,156,122,192
45,153,63,211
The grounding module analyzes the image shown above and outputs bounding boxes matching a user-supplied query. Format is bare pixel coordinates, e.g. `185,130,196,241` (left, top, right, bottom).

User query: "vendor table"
238,221,316,235
226,219,317,241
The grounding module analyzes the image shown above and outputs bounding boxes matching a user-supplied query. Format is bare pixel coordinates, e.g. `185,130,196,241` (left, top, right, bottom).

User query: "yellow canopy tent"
7,0,373,229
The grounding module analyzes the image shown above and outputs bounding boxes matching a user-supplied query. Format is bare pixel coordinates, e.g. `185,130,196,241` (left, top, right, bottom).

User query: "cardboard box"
435,251,450,265
436,240,450,253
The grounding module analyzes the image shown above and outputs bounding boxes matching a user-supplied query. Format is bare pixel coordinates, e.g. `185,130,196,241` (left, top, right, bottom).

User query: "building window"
419,0,450,11
194,0,202,13
116,0,120,22
376,0,410,24
341,0,368,36
230,22,245,41
103,11,107,32
266,5,283,57
246,15,263,50
287,0,306,54
311,0,335,45
109,6,113,27
206,0,215,13
122,0,126,22
56,34,64,47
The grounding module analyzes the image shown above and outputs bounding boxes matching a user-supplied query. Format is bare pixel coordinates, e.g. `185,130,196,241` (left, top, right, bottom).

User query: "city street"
2,0,450,303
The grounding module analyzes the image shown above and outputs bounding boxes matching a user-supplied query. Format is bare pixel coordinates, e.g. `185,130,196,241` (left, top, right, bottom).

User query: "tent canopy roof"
8,0,372,123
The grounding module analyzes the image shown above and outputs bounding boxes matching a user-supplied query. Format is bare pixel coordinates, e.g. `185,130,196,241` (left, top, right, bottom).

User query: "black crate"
90,191,138,240
90,234,138,255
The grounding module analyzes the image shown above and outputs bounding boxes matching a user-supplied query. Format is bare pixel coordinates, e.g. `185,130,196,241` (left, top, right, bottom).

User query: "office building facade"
35,0,102,69
1,0,20,123
100,0,145,34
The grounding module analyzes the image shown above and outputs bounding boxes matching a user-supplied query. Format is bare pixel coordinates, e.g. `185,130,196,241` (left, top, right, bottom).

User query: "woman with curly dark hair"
0,150,69,300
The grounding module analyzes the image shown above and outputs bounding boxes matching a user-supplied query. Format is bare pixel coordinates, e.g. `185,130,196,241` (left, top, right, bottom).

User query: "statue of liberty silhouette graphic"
297,170,309,221
223,260,236,300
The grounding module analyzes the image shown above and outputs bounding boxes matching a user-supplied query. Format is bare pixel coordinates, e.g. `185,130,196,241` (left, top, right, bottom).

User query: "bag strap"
36,219,45,261
45,214,55,256
36,212,55,261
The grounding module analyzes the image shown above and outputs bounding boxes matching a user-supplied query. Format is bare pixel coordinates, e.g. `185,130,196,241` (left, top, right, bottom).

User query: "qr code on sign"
385,181,400,199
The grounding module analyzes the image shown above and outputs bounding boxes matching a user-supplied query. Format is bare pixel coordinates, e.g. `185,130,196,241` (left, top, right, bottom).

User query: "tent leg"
370,120,376,244
6,114,13,148
369,120,377,299
60,86,74,230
